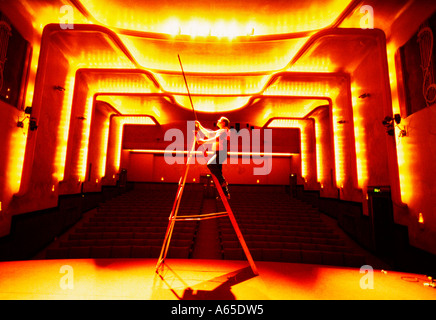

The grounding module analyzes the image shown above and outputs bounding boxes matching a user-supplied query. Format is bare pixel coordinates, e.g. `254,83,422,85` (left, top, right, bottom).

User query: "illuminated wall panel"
262,77,346,188
61,72,157,186
267,119,316,185
105,116,157,181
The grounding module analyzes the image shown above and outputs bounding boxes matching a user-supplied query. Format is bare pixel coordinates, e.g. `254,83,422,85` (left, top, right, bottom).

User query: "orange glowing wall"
105,115,158,183
124,153,295,186
262,74,353,197
310,106,336,198
384,4,436,255
118,122,299,185
82,102,117,193
0,101,28,236
61,71,90,194
0,4,39,236
266,119,317,188
350,35,396,193
10,36,71,215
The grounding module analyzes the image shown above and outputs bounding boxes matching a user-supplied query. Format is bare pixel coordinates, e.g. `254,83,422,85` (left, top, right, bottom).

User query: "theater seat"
167,246,191,259
110,246,132,258
301,250,322,264
131,246,151,258
46,247,69,259
90,246,111,258
261,248,281,261
223,248,244,260
281,249,302,263
321,251,345,266
343,253,366,267
69,247,90,259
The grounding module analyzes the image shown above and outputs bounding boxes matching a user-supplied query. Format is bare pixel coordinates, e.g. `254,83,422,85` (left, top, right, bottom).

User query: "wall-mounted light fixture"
17,115,38,131
382,114,405,136
53,85,65,91
17,116,27,128
29,117,38,131
418,212,424,230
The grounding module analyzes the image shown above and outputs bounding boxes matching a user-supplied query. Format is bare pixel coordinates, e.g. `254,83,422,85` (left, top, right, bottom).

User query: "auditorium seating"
216,186,366,267
45,183,366,268
45,183,200,259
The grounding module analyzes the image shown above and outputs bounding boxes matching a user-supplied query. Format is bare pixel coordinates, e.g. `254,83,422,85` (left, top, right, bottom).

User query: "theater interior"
0,0,436,300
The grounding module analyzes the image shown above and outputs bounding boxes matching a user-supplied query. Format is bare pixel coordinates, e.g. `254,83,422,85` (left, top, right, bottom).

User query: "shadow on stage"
153,262,258,300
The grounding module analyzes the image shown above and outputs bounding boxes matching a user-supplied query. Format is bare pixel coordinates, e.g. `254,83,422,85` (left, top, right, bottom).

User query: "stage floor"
0,258,435,300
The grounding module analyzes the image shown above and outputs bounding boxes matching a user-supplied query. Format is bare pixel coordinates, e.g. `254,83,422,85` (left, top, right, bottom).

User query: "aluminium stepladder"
155,131,258,276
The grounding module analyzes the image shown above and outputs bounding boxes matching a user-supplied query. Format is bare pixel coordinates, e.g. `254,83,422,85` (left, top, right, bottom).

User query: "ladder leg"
211,175,259,276
156,132,197,271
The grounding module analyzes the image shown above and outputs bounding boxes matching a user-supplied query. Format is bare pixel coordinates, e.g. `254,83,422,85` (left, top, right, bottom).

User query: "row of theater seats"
45,184,201,260
45,183,366,268
216,187,366,267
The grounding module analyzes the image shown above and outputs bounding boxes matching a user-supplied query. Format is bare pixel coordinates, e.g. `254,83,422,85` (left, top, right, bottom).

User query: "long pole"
177,54,197,121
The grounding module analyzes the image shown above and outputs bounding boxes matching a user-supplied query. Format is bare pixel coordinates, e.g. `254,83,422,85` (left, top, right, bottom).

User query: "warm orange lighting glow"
6,126,28,194
173,95,251,113
73,76,157,181
351,83,368,188
80,0,352,36
418,213,424,224
119,34,309,73
154,73,269,96
112,116,157,172
331,95,346,187
78,96,95,180
161,177,164,181
71,47,135,70
263,80,333,97
262,77,345,188
128,149,294,157
90,76,157,94
99,119,111,178
387,43,410,203
289,57,337,73
54,74,76,181
314,121,324,183
267,119,303,128
267,119,310,179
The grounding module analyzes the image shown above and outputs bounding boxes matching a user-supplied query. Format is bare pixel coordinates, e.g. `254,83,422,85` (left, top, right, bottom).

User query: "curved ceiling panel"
119,34,309,73
154,73,270,95
76,0,354,36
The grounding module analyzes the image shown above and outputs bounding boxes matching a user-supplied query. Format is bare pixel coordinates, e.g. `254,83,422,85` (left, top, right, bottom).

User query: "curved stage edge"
0,258,435,300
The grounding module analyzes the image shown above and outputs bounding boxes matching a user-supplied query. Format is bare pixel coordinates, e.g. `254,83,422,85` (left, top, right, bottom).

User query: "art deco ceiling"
0,0,420,125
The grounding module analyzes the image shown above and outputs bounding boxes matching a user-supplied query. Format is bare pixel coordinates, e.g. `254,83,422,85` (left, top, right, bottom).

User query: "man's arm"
195,121,214,138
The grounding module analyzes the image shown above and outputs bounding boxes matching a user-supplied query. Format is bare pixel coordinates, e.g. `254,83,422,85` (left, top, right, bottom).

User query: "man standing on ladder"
195,116,231,199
